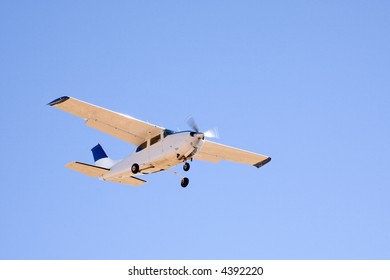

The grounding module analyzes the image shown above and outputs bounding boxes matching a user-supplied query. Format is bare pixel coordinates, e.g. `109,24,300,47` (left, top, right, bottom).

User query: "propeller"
187,116,200,133
186,116,219,139
204,128,219,139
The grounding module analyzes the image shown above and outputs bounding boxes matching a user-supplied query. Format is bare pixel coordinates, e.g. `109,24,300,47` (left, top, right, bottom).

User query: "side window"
136,141,147,152
150,134,161,146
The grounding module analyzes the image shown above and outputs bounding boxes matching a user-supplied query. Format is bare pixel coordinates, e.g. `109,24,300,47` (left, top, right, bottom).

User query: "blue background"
1,0,389,259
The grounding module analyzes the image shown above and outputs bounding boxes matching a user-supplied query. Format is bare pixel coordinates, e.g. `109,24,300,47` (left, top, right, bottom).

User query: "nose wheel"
181,177,189,188
183,162,190,172
181,162,191,187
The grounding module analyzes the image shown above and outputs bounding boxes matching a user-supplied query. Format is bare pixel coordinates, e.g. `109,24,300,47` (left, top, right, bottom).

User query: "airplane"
48,96,271,188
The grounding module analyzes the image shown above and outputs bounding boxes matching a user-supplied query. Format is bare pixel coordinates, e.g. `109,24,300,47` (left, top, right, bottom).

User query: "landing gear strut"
181,177,189,188
183,162,190,172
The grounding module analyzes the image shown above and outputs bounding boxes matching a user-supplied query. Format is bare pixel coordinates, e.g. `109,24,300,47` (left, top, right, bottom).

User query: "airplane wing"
48,96,164,146
195,140,271,168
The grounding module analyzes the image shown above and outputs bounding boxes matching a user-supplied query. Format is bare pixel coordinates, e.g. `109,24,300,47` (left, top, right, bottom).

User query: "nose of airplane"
190,131,205,140
196,133,205,140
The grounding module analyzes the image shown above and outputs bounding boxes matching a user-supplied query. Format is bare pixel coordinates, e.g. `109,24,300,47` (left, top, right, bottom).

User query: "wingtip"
47,96,70,106
254,157,272,168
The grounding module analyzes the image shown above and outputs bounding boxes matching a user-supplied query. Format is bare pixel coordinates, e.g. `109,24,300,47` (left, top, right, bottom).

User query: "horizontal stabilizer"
104,176,147,187
66,162,109,177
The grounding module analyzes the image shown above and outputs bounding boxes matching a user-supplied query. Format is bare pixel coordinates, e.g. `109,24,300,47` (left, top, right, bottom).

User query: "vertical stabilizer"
91,144,117,169
91,144,108,162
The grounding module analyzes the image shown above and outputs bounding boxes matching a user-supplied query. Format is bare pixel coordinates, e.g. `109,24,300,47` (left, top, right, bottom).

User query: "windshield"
163,129,175,138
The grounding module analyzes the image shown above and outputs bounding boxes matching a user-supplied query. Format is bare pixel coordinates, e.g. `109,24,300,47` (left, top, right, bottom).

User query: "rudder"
91,144,108,162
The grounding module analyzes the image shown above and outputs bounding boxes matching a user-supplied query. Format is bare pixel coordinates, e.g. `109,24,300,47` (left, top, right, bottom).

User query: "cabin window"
163,129,175,138
150,134,161,146
136,141,147,152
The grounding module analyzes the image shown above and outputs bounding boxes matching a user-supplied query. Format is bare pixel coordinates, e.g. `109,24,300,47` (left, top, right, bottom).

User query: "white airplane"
49,96,271,188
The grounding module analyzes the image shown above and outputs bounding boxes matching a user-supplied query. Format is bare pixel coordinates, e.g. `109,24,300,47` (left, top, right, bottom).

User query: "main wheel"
181,177,189,188
131,163,139,174
183,162,190,172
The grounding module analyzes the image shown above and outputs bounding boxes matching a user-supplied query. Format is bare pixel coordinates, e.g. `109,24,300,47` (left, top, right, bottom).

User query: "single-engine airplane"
49,96,271,188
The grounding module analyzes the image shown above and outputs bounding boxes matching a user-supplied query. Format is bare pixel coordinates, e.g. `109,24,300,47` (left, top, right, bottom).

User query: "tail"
91,144,118,169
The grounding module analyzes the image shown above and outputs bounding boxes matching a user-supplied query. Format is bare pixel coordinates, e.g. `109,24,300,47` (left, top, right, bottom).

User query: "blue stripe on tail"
91,144,108,162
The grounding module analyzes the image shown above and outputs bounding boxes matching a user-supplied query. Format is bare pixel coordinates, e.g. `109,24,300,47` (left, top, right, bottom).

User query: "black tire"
181,177,189,188
183,162,190,172
131,163,139,174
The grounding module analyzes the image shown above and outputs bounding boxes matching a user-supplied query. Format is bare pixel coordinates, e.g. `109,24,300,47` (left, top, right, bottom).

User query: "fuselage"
102,131,204,180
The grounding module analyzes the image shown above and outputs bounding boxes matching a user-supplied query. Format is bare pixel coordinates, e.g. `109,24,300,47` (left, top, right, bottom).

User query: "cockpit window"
150,134,161,146
163,129,175,138
136,141,147,152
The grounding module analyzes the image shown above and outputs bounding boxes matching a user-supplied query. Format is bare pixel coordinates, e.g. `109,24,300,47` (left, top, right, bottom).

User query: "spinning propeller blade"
186,116,219,139
186,116,200,133
204,128,219,139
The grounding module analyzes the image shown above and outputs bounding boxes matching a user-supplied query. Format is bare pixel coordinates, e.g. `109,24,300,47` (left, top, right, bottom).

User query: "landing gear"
181,163,191,187
181,177,189,188
131,163,139,174
183,162,190,172
167,165,191,188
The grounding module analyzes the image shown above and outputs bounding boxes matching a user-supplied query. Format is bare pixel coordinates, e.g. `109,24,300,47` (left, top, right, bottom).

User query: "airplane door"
148,134,163,163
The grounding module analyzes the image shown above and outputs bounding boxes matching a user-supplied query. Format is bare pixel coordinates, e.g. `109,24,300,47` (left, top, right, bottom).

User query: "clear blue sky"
1,0,389,259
